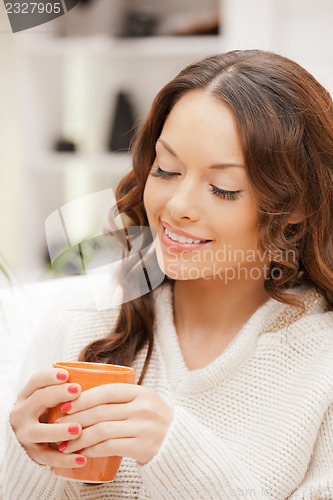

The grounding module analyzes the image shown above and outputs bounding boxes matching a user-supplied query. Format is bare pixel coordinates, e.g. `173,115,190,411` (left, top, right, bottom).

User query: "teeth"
164,226,202,244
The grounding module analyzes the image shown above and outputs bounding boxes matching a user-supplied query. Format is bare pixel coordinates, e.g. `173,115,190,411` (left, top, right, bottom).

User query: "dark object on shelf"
78,0,94,6
175,16,219,36
156,11,220,37
109,92,137,152
54,138,76,153
122,11,158,37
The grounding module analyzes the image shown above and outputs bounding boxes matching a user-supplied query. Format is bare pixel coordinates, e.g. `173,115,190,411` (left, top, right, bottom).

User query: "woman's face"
143,90,269,282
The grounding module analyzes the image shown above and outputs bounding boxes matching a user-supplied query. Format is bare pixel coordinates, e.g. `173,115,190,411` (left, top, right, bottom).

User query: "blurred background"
0,0,333,284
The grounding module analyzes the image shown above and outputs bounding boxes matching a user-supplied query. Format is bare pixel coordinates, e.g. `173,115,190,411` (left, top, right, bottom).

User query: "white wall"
0,5,23,270
223,0,333,94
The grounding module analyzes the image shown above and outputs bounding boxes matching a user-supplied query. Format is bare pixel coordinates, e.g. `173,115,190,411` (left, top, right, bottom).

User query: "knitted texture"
2,281,333,500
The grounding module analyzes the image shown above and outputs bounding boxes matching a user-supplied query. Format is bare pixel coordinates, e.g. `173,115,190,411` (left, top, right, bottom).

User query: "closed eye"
150,165,242,201
209,185,242,201
150,166,179,179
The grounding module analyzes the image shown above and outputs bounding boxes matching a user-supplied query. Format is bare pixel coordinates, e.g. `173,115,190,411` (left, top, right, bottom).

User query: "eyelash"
150,166,242,201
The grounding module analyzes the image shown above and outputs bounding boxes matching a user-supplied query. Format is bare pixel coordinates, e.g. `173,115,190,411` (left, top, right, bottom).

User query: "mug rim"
53,361,136,374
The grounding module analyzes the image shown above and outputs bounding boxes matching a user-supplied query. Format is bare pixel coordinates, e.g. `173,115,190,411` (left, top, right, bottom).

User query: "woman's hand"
9,369,87,468
56,383,174,465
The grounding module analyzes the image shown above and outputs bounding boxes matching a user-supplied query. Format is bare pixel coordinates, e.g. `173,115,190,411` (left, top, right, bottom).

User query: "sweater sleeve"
137,403,333,500
287,403,333,500
136,405,266,499
3,417,69,500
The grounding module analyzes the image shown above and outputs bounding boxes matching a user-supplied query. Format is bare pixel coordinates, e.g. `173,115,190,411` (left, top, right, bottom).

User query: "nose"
166,178,201,222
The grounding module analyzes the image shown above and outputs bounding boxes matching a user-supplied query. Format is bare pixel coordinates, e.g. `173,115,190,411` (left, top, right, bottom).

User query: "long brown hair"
80,49,333,384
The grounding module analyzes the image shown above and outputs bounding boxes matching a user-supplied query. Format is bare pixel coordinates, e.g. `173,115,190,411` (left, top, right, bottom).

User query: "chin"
162,263,213,281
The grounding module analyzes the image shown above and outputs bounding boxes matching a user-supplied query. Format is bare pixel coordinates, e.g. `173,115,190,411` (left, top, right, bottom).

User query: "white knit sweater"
2,280,333,500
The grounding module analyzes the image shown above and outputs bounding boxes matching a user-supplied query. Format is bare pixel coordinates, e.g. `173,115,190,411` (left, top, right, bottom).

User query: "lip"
160,221,212,253
161,220,210,242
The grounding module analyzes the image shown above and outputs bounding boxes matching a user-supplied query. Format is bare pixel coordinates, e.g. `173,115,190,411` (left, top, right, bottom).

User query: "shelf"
17,34,224,58
29,152,132,175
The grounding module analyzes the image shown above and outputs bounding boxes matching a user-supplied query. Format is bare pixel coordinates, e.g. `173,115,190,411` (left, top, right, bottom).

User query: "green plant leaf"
0,263,10,280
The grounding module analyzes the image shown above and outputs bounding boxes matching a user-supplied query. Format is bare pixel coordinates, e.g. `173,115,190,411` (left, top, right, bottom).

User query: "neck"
172,274,270,343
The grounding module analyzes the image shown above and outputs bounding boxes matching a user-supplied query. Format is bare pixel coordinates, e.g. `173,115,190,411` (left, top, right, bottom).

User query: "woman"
4,50,333,499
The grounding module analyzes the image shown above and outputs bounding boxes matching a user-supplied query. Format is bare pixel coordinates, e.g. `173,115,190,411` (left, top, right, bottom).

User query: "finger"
64,383,139,415
63,421,134,454
28,383,82,418
17,369,69,401
81,438,136,460
26,422,83,444
30,444,87,468
57,403,130,428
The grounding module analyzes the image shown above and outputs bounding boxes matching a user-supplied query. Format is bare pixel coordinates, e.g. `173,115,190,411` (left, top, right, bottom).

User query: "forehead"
159,90,245,167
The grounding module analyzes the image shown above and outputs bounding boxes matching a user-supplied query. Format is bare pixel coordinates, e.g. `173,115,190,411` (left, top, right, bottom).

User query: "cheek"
215,203,259,244
238,211,260,248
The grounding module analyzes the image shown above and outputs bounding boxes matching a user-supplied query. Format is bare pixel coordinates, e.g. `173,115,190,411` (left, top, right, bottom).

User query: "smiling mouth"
163,225,210,244
160,223,213,250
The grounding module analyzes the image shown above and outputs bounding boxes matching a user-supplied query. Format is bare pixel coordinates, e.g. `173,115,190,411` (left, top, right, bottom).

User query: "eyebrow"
156,138,245,170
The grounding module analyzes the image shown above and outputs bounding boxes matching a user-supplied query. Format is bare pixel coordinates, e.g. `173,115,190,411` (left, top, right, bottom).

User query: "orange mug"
48,361,136,482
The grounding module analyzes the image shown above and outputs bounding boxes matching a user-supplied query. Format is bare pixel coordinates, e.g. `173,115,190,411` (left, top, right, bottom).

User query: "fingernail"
76,449,84,454
76,456,86,464
68,384,79,394
56,371,67,380
58,441,67,452
61,402,72,413
68,425,79,434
